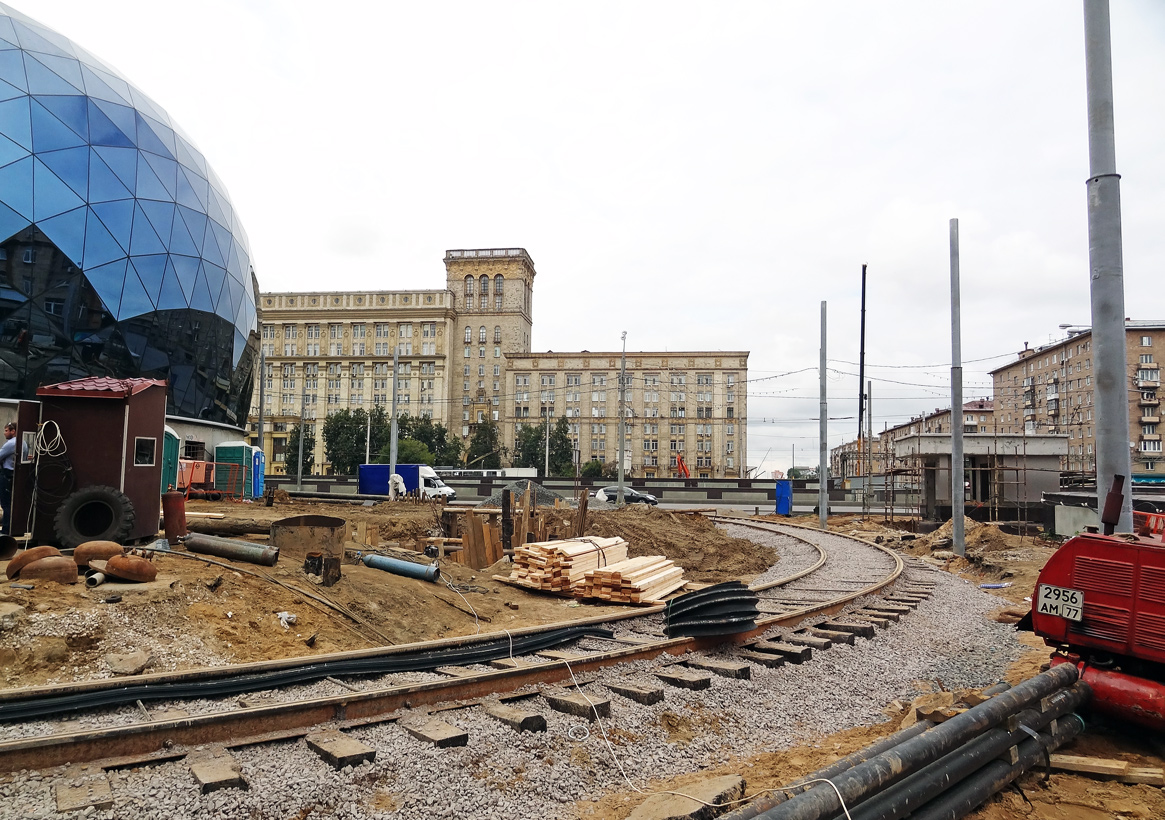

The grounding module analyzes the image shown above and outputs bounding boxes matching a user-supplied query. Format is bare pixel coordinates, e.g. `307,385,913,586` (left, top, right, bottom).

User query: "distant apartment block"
248,249,748,476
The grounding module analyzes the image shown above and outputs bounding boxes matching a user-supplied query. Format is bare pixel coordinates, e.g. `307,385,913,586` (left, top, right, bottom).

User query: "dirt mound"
586,506,775,584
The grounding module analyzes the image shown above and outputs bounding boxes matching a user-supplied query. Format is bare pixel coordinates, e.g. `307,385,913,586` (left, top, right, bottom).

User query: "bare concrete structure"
891,433,1067,522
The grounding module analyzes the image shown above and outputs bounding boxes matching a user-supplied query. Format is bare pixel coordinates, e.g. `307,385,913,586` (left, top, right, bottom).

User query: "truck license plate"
1037,584,1084,621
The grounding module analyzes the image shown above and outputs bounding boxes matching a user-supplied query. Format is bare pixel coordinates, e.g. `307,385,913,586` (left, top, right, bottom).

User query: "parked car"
595,486,657,505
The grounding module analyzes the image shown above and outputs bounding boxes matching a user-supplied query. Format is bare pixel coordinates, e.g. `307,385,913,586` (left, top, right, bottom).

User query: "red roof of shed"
36,377,168,399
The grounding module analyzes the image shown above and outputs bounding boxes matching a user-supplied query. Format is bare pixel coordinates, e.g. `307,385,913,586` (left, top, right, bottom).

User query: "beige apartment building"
504,351,749,479
247,249,748,477
250,248,535,473
989,320,1163,479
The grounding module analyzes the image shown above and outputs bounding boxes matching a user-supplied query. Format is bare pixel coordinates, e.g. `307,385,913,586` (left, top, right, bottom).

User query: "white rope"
556,655,852,815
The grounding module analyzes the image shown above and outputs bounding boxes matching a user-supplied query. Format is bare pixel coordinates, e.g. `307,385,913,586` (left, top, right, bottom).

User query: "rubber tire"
53,486,135,550
206,490,223,502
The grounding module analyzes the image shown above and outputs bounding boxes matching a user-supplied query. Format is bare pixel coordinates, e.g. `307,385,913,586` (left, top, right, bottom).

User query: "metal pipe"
950,218,964,557
857,264,867,448
617,330,626,503
720,683,1013,820
819,301,828,529
183,534,279,566
362,553,440,583
1084,0,1133,532
389,347,399,496
85,572,107,588
833,683,1089,820
755,665,1079,820
906,714,1085,820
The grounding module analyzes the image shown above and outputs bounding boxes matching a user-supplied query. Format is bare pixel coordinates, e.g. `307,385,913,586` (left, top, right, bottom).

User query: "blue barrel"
775,479,793,516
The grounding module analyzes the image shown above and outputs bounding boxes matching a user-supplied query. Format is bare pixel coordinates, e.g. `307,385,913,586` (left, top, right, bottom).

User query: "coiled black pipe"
0,624,614,722
755,665,1079,820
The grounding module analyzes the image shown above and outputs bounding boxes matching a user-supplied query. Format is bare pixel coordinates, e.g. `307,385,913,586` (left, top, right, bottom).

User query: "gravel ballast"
0,524,1034,820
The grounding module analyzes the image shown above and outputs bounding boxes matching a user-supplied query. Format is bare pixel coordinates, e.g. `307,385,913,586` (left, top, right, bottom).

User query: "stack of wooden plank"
577,556,687,605
501,536,628,593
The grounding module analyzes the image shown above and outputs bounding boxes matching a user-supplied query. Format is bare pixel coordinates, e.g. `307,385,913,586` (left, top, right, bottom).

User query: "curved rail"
0,520,906,772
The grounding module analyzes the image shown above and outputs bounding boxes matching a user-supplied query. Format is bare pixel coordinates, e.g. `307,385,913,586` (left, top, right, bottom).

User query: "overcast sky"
25,0,1165,475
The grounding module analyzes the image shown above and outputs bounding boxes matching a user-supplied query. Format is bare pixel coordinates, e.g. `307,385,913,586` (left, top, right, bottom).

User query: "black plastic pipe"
720,682,1011,820
827,682,1090,820
0,624,614,721
754,665,1079,820
906,713,1085,820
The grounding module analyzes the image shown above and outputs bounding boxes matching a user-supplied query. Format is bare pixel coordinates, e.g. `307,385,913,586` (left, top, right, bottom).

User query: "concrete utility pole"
950,218,966,557
1084,0,1133,531
389,347,400,498
256,348,265,453
617,330,627,505
819,301,828,529
296,370,306,492
365,411,371,466
544,416,549,479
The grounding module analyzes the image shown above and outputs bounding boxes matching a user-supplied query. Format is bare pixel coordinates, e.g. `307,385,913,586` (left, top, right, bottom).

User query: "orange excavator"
676,454,691,478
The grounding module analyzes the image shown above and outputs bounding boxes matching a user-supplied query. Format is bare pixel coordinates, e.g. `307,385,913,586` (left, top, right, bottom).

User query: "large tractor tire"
53,486,135,549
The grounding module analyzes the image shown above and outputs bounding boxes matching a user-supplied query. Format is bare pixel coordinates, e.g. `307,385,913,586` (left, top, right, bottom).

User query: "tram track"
0,520,914,777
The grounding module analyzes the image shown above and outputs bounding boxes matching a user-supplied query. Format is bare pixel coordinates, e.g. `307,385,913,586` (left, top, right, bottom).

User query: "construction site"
0,460,1163,820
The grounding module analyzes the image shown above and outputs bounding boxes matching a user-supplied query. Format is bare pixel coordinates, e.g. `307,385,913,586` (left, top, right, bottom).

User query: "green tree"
284,423,315,477
580,458,604,479
466,419,504,469
512,422,547,475
322,409,369,475
396,414,462,466
548,415,574,476
385,437,434,466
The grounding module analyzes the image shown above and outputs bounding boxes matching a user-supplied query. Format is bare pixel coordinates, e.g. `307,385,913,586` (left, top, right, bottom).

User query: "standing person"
0,423,14,536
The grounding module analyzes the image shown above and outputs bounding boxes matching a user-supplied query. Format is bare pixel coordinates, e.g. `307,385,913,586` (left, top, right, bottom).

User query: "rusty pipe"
182,534,279,566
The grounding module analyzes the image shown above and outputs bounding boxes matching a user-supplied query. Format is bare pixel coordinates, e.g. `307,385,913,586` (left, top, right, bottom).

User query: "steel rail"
0,521,905,773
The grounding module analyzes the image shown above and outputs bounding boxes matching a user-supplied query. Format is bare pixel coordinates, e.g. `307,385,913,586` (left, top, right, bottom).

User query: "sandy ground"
574,514,1163,820
0,499,776,687
1,501,1161,819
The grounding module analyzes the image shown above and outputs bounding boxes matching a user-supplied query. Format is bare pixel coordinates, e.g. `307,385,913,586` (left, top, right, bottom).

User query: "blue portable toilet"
251,446,265,498
775,479,793,516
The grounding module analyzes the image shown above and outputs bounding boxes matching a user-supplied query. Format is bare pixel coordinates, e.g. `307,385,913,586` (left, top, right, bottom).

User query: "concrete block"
306,730,376,768
483,702,546,733
606,681,665,705
404,718,469,747
808,627,855,645
629,774,746,820
544,691,610,720
55,777,114,813
819,620,875,638
656,669,713,690
683,658,751,679
784,633,832,650
737,650,785,668
191,754,247,793
750,641,812,663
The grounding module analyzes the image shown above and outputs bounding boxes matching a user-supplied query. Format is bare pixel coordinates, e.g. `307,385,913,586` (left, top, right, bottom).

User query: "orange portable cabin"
13,377,167,548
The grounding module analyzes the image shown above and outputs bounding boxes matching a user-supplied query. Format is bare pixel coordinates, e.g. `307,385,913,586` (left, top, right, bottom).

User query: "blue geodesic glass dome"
0,4,258,424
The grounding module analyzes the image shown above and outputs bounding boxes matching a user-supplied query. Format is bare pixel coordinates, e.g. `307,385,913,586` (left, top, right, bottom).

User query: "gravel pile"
0,527,1033,820
476,480,568,509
